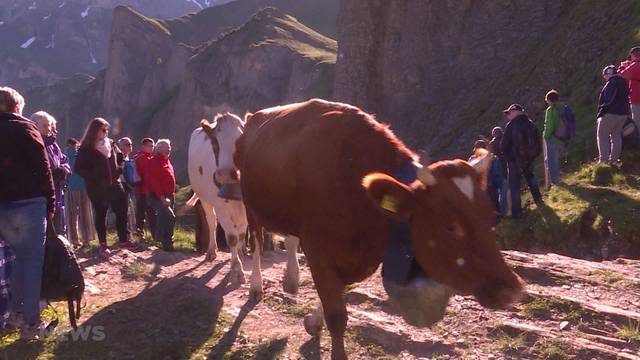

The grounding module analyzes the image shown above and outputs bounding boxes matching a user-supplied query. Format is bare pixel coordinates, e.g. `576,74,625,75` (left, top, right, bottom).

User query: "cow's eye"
446,223,465,237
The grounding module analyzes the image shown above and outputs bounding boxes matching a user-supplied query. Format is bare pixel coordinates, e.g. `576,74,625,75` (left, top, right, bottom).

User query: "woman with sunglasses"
74,118,135,255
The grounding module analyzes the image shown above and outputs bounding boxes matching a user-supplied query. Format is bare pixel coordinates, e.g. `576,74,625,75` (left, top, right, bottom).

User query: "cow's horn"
418,166,437,186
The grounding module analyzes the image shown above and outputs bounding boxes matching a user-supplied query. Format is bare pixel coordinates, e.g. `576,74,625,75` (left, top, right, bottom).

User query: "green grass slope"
497,160,640,258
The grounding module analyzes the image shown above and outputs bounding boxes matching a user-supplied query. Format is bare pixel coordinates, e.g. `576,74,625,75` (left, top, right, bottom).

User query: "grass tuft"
534,340,569,360
263,296,314,318
589,269,625,284
223,337,288,360
617,321,640,342
496,331,527,353
121,260,151,280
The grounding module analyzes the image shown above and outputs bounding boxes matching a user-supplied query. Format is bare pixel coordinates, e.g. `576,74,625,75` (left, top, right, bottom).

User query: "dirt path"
2,247,639,359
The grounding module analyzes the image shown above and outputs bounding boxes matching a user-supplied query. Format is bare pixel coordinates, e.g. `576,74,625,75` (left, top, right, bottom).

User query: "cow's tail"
176,193,199,216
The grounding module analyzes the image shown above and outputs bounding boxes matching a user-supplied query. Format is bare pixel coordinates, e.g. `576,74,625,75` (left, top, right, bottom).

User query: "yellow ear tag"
380,195,399,213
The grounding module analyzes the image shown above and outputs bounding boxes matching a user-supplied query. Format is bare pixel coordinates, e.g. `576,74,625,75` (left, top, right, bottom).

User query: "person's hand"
52,167,69,183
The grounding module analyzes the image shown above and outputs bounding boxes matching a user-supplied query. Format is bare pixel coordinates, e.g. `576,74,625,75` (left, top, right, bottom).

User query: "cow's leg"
249,227,264,301
201,201,218,261
227,233,246,285
282,235,300,294
306,256,347,360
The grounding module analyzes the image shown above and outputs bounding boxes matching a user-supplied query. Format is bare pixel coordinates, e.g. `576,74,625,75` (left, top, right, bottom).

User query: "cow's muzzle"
214,168,242,201
473,275,525,310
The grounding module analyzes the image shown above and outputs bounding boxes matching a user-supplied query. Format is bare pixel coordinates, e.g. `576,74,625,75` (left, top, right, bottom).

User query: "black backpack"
41,226,84,329
514,118,542,162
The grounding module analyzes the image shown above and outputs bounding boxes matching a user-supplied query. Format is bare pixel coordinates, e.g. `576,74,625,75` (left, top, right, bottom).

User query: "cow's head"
363,149,524,310
200,113,245,186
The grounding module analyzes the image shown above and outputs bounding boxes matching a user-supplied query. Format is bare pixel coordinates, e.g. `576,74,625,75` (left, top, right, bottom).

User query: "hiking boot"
118,240,137,250
20,321,45,340
99,243,111,256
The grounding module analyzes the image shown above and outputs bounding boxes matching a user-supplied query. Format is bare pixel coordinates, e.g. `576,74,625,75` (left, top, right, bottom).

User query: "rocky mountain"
147,7,337,157
27,4,337,179
0,0,236,90
335,0,640,160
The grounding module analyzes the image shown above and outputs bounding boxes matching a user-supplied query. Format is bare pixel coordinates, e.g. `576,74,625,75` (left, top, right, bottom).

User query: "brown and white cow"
233,99,524,360
186,113,300,293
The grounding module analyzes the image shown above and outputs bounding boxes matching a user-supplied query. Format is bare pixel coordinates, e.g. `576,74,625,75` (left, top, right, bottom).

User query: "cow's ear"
200,118,217,134
244,112,254,124
362,173,415,221
469,148,491,191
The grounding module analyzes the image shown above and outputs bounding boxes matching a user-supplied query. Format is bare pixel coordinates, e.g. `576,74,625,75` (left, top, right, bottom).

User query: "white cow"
186,113,299,297
187,113,249,285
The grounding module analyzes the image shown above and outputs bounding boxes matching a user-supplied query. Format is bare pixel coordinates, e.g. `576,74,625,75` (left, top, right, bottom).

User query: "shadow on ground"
2,261,236,359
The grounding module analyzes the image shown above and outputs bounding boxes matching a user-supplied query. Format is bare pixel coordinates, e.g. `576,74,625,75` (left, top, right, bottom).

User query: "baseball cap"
502,104,524,114
603,65,617,76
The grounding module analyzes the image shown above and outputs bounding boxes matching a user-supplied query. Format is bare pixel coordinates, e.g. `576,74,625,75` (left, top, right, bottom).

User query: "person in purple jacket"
31,111,71,236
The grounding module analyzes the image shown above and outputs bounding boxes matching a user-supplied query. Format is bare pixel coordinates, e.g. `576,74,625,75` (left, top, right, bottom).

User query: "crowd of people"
471,46,640,219
2,46,640,339
0,87,177,338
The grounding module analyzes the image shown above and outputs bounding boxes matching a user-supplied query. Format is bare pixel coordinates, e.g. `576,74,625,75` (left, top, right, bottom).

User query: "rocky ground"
2,244,640,359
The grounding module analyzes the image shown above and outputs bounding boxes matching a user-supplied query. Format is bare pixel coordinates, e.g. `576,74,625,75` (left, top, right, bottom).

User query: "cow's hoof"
206,251,217,262
303,314,324,337
282,270,299,295
230,269,246,285
249,287,263,302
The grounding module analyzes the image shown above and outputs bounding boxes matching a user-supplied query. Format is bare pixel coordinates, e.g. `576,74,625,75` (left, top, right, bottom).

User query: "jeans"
89,184,129,244
632,104,640,125
498,180,508,216
597,113,627,163
135,193,156,236
0,197,47,325
0,241,14,331
544,139,562,184
507,160,542,218
147,194,176,249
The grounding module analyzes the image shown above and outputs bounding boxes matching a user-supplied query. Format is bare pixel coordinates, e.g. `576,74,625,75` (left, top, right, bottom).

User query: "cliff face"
28,4,337,180
154,7,337,157
335,0,640,159
102,6,192,119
